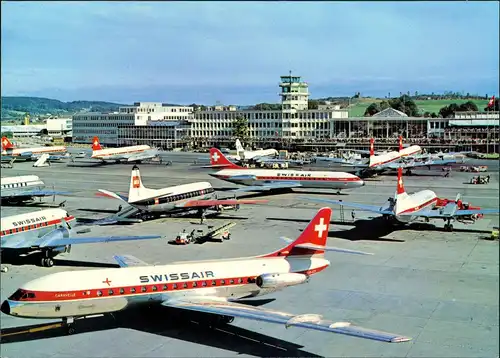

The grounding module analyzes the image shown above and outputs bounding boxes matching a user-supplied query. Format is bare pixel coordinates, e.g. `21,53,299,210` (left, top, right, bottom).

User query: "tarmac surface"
1,156,499,358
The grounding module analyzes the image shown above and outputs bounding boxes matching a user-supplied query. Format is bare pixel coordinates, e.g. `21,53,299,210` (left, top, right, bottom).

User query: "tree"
364,103,380,116
379,101,390,111
438,103,460,118
232,116,249,142
458,101,478,112
430,112,438,118
251,103,281,110
388,95,420,116
308,100,319,110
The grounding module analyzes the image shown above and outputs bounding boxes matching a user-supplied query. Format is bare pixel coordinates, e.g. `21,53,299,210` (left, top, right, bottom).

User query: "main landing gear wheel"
41,258,54,267
444,223,454,232
67,326,75,335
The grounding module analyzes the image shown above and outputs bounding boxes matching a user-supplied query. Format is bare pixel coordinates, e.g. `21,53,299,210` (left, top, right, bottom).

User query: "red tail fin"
396,168,405,195
2,136,14,150
399,136,403,151
369,138,375,157
209,148,241,169
262,207,332,257
92,136,102,151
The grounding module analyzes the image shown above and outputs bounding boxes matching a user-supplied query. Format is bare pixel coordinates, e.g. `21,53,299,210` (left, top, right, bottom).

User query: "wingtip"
391,336,412,343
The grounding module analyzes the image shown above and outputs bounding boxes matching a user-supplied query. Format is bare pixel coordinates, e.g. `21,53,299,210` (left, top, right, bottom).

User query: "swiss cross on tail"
92,136,102,151
2,136,13,150
396,168,405,195
132,176,141,188
209,148,241,169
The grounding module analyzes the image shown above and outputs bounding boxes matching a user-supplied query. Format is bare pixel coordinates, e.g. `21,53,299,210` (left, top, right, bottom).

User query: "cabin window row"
259,176,328,180
2,222,49,235
143,187,215,206
92,278,246,297
1,182,28,189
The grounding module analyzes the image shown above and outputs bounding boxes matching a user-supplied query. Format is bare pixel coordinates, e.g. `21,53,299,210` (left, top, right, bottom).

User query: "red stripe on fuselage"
217,175,360,182
398,197,438,215
11,265,329,303
0,216,76,237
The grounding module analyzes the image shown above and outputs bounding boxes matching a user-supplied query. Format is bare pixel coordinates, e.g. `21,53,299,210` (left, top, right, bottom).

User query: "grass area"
347,98,489,117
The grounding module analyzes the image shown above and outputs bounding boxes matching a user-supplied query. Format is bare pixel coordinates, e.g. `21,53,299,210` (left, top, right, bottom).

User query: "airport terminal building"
69,75,499,152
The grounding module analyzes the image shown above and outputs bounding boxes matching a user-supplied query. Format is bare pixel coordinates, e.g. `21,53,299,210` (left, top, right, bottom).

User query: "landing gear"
40,250,55,267
203,314,235,328
63,317,75,335
444,222,454,232
336,190,341,195
41,258,54,267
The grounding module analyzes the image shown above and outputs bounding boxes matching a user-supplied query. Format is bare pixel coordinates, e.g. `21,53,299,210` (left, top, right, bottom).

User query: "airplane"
235,139,279,161
208,148,365,194
1,207,412,343
96,165,267,223
0,208,162,267
301,167,499,232
1,136,66,158
90,136,160,163
1,175,69,205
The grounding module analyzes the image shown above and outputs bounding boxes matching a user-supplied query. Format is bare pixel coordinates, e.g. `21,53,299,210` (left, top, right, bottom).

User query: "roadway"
1,158,498,357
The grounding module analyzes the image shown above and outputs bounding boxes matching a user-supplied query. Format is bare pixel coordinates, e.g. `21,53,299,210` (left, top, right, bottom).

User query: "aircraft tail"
128,165,157,203
209,148,242,169
395,167,408,200
235,139,245,155
2,137,14,150
260,208,372,258
399,136,403,151
369,138,375,157
92,136,102,151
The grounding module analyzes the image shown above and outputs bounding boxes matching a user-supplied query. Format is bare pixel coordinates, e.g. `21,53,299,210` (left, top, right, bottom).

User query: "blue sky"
1,1,499,104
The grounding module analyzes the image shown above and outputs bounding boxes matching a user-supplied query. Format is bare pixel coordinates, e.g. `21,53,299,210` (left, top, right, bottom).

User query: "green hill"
1,96,127,120
346,98,489,117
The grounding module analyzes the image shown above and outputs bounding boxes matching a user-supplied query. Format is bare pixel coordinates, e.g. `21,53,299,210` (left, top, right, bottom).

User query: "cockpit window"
9,289,35,300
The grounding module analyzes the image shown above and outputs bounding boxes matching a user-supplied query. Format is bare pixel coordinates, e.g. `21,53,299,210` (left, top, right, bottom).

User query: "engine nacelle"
256,273,308,289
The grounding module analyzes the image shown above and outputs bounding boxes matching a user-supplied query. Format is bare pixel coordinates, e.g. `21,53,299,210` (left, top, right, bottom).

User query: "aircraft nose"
1,300,10,315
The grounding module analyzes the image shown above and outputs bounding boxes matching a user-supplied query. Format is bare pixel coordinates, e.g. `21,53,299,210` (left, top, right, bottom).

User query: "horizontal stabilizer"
96,189,129,202
280,237,373,255
113,254,149,267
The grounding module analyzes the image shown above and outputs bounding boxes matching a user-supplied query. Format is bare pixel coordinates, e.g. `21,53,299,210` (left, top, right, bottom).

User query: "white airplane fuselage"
2,255,329,319
211,169,365,190
0,209,76,252
1,175,46,201
1,146,67,157
392,189,438,223
91,145,155,161
128,182,216,213
241,149,278,160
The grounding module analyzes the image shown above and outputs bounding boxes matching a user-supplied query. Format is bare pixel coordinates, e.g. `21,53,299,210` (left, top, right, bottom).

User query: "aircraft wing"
37,233,163,248
300,197,393,215
126,152,157,162
162,297,410,343
1,189,70,198
174,198,267,208
113,254,150,267
232,181,303,192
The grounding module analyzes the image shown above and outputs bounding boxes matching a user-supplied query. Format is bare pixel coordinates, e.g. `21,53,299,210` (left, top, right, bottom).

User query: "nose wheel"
41,258,54,267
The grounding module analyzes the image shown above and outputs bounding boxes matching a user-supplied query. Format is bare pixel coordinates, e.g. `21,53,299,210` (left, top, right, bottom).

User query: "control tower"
279,72,309,112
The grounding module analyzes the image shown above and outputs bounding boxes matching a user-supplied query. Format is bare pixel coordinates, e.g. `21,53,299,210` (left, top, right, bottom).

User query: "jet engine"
256,273,308,289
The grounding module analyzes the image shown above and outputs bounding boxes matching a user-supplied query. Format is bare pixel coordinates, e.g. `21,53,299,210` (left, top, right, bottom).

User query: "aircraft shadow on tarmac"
267,216,492,242
1,251,119,269
0,301,322,358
